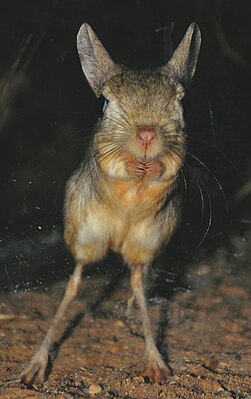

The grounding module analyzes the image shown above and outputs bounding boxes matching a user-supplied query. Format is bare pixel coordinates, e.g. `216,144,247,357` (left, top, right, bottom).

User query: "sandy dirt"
0,255,251,399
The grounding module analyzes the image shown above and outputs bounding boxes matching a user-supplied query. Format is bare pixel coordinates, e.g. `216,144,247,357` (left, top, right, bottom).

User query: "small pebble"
113,380,122,388
89,383,102,395
133,375,144,383
216,387,225,393
114,320,125,328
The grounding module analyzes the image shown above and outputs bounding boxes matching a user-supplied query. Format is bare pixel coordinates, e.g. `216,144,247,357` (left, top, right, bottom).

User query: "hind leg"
21,262,84,385
130,264,172,382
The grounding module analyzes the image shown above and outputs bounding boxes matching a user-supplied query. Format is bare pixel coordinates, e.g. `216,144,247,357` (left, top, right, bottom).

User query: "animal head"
76,23,201,179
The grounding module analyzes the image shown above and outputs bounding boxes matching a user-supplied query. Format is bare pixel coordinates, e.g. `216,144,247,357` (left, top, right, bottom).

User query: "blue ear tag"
102,99,108,113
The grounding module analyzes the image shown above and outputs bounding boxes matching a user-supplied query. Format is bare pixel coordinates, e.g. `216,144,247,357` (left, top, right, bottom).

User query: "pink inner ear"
136,126,156,146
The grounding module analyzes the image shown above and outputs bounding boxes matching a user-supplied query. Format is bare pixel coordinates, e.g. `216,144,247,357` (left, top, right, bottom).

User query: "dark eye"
97,96,108,115
102,99,108,113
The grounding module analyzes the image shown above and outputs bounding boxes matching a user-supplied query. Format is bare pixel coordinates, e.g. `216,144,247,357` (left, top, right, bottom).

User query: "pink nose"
136,126,156,146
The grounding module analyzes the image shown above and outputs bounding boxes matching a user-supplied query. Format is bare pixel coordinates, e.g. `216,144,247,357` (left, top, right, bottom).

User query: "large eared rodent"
21,23,201,385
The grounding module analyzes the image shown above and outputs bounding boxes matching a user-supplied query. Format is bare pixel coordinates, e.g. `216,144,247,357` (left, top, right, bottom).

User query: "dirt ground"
0,246,251,399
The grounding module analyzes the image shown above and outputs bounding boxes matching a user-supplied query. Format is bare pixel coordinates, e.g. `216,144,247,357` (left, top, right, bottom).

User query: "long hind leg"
21,262,84,385
130,264,172,382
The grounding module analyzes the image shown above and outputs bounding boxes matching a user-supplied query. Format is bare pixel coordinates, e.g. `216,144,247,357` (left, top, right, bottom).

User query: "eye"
97,96,108,115
102,99,108,113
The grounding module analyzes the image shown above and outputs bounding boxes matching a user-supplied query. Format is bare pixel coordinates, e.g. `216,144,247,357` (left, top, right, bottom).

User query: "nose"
136,125,156,146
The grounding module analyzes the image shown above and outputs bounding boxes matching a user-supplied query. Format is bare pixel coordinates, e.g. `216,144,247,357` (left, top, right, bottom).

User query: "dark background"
0,0,250,290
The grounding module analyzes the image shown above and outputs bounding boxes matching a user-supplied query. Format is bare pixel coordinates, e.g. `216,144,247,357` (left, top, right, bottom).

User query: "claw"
145,361,172,383
20,351,48,385
145,346,172,383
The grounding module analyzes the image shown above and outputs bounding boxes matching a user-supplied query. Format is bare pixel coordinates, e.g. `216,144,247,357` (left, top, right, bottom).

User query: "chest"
100,177,172,216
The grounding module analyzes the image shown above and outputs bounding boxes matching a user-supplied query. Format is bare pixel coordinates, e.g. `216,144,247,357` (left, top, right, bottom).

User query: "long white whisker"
187,151,228,215
188,135,238,172
184,162,205,226
184,161,212,246
180,167,188,202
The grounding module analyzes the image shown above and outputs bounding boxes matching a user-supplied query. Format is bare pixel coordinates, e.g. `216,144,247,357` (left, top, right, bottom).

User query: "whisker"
187,134,238,172
180,168,188,202
208,98,216,144
185,162,205,224
96,146,124,164
169,144,205,224
94,141,126,155
184,161,212,246
80,147,124,193
55,129,94,148
168,143,213,245
96,128,129,144
186,151,228,215
104,113,130,130
94,143,127,169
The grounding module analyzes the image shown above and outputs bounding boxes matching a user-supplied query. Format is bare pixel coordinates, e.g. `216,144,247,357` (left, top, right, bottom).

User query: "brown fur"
64,70,186,266
21,23,201,385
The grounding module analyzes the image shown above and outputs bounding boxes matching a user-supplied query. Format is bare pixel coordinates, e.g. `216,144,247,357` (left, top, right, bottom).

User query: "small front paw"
126,160,145,179
126,159,164,180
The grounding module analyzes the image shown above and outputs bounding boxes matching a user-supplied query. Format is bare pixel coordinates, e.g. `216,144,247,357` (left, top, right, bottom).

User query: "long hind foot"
21,262,84,386
20,350,49,385
145,345,172,383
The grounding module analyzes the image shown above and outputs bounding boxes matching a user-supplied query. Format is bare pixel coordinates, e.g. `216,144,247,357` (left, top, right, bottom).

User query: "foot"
145,346,172,383
125,293,135,318
20,350,49,385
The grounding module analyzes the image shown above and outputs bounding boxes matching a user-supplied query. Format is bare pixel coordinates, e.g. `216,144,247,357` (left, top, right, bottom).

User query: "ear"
77,23,121,97
162,23,201,86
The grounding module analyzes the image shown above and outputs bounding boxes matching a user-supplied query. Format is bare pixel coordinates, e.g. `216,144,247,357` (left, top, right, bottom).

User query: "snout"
136,125,156,146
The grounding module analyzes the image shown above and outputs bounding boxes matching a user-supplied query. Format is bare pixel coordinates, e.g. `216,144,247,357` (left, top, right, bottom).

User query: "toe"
146,362,172,383
21,353,48,385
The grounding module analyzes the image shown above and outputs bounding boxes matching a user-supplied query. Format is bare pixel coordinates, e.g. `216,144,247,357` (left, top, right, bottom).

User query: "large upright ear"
162,23,201,86
77,23,121,97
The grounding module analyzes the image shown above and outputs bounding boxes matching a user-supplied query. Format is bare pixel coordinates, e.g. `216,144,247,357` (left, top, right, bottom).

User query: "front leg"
130,264,172,382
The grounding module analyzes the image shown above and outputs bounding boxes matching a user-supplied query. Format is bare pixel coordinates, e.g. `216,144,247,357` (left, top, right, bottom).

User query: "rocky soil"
0,241,251,399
